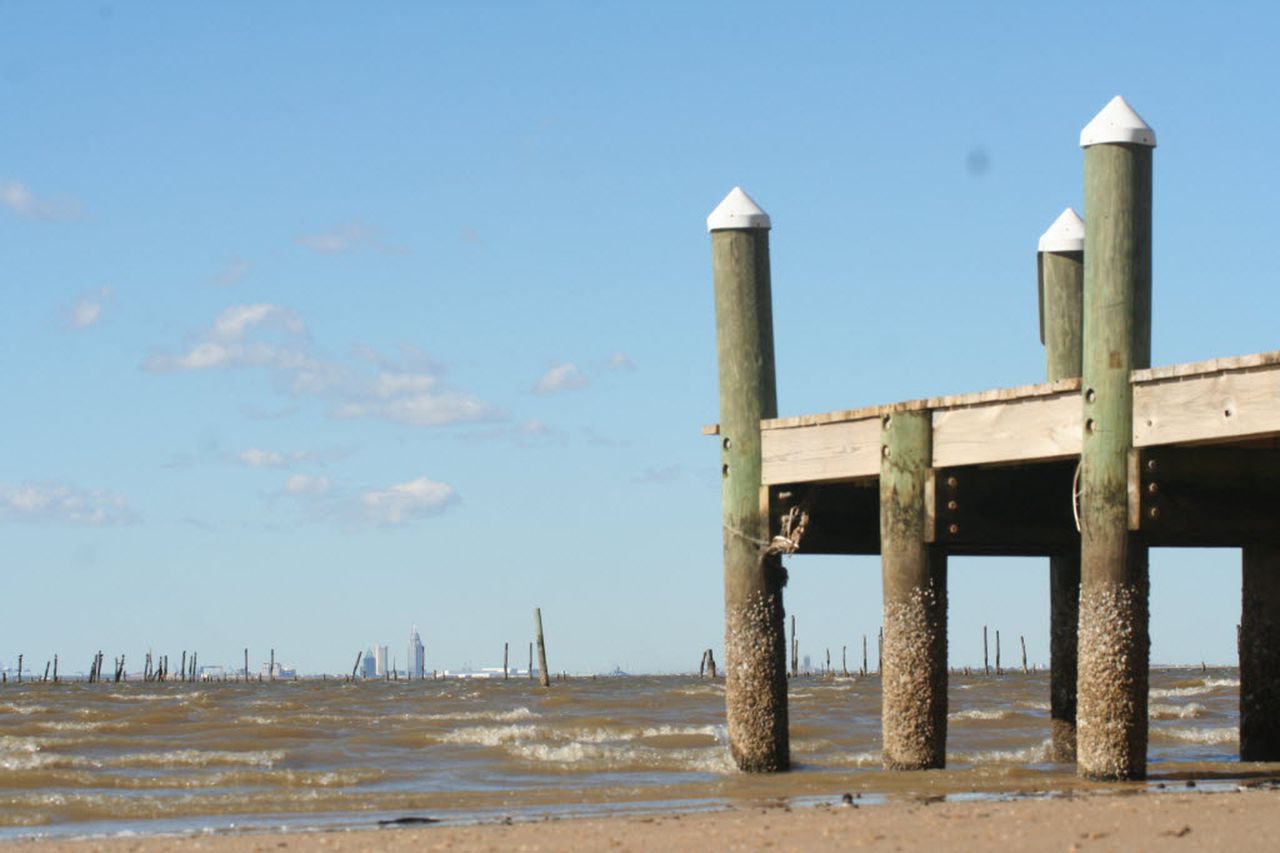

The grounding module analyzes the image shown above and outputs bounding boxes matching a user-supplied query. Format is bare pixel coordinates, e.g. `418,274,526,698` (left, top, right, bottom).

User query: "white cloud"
0,481,132,525
297,222,407,255
360,476,457,525
534,362,589,395
211,258,251,287
1,180,83,221
68,287,112,329
285,474,330,495
239,448,288,468
144,303,310,373
606,352,636,371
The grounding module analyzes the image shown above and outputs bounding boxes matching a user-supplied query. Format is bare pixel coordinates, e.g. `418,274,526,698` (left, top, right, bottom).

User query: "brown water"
0,668,1268,840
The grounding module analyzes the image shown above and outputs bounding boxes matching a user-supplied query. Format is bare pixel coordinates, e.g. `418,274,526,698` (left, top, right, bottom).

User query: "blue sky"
3,2,1277,675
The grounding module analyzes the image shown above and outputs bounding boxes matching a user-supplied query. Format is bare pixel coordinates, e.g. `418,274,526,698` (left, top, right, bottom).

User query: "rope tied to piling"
1071,461,1083,534
721,504,811,559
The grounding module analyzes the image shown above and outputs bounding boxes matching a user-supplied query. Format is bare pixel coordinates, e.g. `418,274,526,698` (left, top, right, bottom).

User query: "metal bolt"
946,476,958,489
722,437,732,450
1085,388,1096,404
1147,482,1159,495
1146,458,1158,473
947,500,958,511
1149,507,1160,520
948,523,960,536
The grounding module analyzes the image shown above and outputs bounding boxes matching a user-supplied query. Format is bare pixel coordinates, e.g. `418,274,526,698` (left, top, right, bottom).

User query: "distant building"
361,648,376,679
374,644,389,677
408,627,425,679
260,661,297,680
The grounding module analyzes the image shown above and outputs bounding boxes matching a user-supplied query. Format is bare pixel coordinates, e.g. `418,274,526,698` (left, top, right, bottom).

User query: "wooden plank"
1133,364,1280,447
761,417,880,485
761,378,1080,431
1131,350,1280,383
932,392,1081,469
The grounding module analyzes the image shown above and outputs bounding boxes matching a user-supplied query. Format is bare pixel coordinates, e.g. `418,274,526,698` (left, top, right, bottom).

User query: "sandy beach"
6,786,1279,852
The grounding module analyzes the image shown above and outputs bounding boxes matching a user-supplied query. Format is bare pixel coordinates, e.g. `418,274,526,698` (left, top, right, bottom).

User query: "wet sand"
7,787,1279,852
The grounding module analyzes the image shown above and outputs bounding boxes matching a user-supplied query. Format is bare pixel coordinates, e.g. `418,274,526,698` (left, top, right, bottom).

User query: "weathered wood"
880,410,947,769
932,392,1082,469
762,418,880,484
996,630,1003,675
928,462,1077,556
1042,228,1084,765
1021,635,1028,674
504,642,509,680
1077,104,1154,782
534,607,550,688
351,651,362,679
1129,447,1280,545
1134,363,1280,447
983,626,989,675
1241,544,1280,760
711,192,788,771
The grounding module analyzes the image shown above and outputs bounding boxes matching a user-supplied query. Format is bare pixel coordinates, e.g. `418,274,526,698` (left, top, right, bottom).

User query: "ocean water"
0,668,1267,839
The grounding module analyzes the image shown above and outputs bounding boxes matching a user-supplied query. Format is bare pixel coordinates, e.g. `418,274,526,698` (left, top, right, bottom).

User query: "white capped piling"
1039,206,1085,763
1077,96,1155,781
709,187,789,771
880,410,948,769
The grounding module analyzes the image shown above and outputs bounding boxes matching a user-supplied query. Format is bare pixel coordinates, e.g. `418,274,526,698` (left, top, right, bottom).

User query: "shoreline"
6,784,1280,852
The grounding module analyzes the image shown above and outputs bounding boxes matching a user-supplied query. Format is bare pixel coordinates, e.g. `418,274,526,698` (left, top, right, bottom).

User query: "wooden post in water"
983,626,990,675
996,630,1002,675
1241,545,1280,759
709,187,788,772
533,608,550,688
842,645,848,677
244,648,250,684
53,654,58,684
1077,96,1155,781
790,615,797,678
504,642,509,680
861,635,868,677
1021,635,1029,675
1039,206,1085,763
269,649,275,682
880,409,947,769
528,642,534,679
15,654,21,683
706,649,717,678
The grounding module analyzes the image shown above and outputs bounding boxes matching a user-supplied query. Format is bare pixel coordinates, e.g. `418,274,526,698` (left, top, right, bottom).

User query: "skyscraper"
408,627,425,679
374,645,388,677
361,647,376,679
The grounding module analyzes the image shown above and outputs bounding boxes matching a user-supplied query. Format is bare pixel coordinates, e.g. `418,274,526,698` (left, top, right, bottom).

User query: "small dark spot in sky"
99,4,115,21
965,147,990,177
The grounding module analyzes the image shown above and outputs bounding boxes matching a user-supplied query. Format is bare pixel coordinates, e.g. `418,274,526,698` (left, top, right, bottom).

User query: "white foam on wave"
35,720,111,732
1149,678,1239,699
417,706,539,723
1149,702,1207,720
1020,700,1051,711
949,739,1051,765
438,724,542,747
949,709,1011,721
513,741,736,774
1156,726,1237,745
0,703,50,716
107,749,286,768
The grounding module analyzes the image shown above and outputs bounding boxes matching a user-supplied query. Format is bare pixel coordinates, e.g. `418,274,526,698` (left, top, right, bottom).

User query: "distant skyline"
5,4,1280,674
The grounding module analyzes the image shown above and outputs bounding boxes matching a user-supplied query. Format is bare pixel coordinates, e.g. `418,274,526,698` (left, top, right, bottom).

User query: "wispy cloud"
533,362,589,395
67,287,112,329
143,303,310,372
359,476,457,525
285,474,330,496
296,222,407,255
211,258,251,287
0,481,132,525
238,448,289,468
1,180,83,221
605,352,636,371
148,310,500,428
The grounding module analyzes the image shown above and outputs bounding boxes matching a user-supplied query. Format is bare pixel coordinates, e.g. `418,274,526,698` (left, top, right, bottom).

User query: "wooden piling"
861,635,868,677
244,648,249,684
842,645,848,677
504,642,509,680
1241,544,1280,760
1040,206,1085,763
269,649,275,681
1021,635,1029,674
709,187,789,772
983,626,990,675
790,615,798,678
53,654,58,684
880,409,947,769
699,649,708,678
1077,96,1155,781
15,654,21,683
996,630,1002,675
534,607,550,688
528,642,534,679
707,649,718,678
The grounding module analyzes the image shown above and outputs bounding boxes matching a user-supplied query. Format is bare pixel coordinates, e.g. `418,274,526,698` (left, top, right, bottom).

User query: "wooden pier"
708,96,1280,780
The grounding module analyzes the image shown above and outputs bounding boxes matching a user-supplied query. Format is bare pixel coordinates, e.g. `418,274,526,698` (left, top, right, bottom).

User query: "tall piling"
709,187,789,772
534,608,550,688
1241,544,1280,759
880,409,947,769
1077,96,1155,781
1039,206,1085,763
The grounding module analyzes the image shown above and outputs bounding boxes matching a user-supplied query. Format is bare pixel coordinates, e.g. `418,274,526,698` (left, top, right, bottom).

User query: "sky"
3,2,1279,676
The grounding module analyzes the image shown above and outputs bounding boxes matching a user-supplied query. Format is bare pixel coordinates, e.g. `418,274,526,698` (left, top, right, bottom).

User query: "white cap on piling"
1080,96,1156,148
707,187,771,232
1038,207,1084,253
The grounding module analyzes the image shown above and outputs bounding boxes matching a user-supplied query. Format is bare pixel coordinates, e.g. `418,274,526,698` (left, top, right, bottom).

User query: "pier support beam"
709,187,789,772
1241,544,1280,760
880,410,947,769
1077,97,1155,781
1039,208,1085,763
